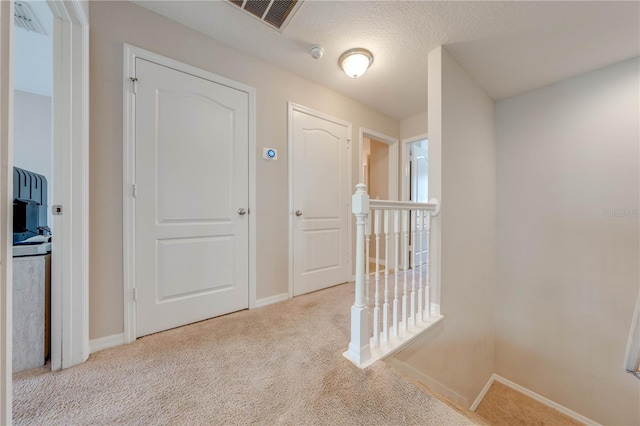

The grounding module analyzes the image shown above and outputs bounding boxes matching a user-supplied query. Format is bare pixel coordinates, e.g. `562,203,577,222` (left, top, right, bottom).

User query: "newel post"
348,183,371,366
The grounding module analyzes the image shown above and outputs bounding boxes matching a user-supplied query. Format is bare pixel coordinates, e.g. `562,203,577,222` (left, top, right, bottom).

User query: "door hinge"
129,77,138,94
132,184,137,198
52,205,63,215
346,139,351,149
133,288,138,302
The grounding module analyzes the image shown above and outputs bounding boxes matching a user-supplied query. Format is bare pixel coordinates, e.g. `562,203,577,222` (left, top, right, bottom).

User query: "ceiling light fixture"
339,48,374,79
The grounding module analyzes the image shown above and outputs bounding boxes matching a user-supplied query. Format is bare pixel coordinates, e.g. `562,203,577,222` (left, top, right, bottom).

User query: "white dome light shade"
339,48,374,79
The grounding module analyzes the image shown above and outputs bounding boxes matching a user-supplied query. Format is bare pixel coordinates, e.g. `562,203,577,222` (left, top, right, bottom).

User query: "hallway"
13,283,471,425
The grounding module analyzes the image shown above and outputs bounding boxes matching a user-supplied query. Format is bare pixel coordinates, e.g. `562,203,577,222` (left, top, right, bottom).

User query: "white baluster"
393,209,399,337
417,210,424,323
365,214,371,306
373,209,381,348
402,209,409,332
383,210,389,343
411,210,417,326
347,194,443,368
347,184,370,366
425,211,431,319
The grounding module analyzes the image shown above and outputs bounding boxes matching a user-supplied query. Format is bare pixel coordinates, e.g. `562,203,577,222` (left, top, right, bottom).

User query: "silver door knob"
238,208,247,216
295,210,303,216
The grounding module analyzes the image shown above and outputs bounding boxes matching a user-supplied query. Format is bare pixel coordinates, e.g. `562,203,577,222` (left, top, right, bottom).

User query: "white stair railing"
345,183,442,368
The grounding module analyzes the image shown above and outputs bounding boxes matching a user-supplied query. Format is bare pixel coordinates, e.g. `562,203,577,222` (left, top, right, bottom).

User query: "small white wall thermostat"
263,148,278,160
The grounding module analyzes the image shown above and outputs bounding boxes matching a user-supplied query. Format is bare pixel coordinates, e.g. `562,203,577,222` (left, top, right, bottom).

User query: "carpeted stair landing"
14,283,475,425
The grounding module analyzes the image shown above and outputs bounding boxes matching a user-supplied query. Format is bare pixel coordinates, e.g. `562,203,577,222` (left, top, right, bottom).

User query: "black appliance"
13,167,49,244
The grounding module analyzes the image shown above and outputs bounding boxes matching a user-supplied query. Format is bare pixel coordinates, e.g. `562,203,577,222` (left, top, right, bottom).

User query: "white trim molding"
89,333,125,354
624,289,640,377
48,0,91,372
470,374,495,411
0,2,14,422
255,293,290,308
122,44,257,343
368,257,387,267
471,374,601,426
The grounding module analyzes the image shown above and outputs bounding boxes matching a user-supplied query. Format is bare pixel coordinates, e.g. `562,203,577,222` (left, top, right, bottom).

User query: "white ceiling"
134,1,640,121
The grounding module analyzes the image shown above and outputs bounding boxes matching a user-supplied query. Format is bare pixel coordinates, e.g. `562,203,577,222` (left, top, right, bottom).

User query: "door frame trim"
122,44,257,343
401,133,428,202
287,102,353,298
1,1,89,420
358,128,399,268
0,3,13,421
48,0,91,372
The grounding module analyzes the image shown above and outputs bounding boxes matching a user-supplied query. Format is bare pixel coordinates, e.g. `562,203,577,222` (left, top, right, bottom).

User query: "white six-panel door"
290,105,351,296
134,58,249,337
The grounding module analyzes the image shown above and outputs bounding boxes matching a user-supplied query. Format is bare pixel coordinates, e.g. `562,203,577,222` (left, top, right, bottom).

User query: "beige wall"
13,90,52,227
366,137,390,260
400,111,427,140
495,57,640,425
391,46,496,406
368,139,389,201
89,1,399,339
13,91,51,179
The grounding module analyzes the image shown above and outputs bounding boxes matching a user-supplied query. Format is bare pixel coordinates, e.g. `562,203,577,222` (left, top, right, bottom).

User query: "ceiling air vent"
14,1,47,35
228,0,302,32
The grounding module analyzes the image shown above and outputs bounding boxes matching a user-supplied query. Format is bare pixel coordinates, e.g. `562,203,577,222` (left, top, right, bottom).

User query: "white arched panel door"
134,58,249,337
290,105,351,296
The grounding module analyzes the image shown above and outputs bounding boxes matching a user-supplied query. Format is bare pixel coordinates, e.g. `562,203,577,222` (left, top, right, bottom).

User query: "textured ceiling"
133,1,640,121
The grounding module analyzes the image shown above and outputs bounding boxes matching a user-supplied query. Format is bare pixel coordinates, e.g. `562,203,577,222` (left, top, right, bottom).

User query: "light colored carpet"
475,382,583,426
13,282,474,425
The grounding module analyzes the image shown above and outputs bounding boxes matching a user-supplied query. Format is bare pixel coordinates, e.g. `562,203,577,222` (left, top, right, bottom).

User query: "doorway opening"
12,0,53,375
408,139,428,204
363,138,389,201
401,135,428,203
1,2,90,421
359,128,398,271
401,135,428,268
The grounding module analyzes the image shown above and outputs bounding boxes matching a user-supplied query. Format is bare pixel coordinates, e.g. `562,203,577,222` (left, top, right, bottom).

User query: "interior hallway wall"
13,90,52,228
495,57,640,425
400,111,427,140
366,137,390,261
88,1,399,340
368,139,389,201
391,46,496,407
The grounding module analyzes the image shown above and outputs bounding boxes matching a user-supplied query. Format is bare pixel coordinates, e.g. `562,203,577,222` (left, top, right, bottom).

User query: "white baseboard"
470,373,496,410
472,374,600,426
368,257,387,267
89,333,125,354
254,292,289,308
385,357,469,407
